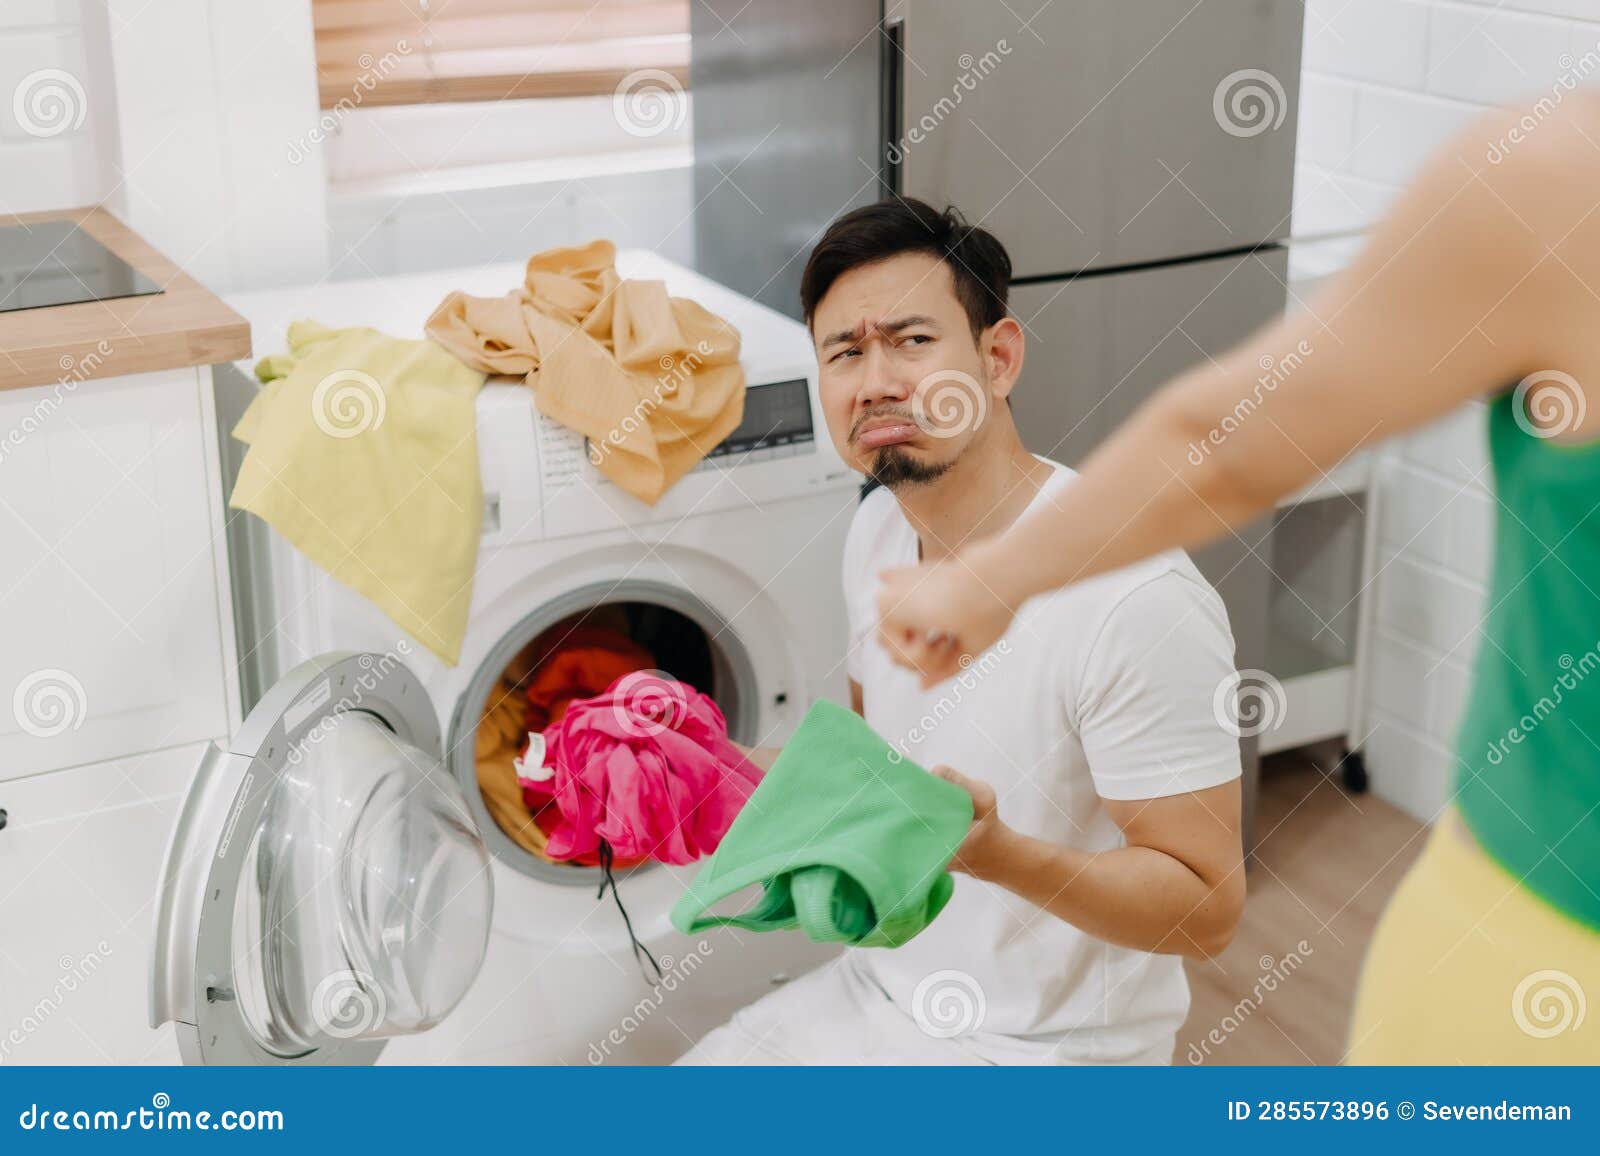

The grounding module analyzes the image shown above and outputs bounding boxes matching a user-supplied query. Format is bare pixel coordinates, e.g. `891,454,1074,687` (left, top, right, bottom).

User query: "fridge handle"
879,12,904,197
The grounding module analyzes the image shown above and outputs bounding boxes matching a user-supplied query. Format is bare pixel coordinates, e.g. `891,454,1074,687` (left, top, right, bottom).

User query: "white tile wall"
1292,0,1600,821
327,164,696,281
0,0,119,214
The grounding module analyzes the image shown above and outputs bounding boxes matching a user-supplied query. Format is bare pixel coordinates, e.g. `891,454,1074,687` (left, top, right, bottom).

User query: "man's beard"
869,444,953,490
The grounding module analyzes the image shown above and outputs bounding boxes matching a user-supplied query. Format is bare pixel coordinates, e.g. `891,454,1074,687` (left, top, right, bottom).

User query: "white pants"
675,955,989,1065
674,954,1176,1065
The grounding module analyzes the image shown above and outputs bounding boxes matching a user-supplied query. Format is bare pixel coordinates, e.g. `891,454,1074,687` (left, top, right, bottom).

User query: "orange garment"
423,240,746,505
475,674,550,858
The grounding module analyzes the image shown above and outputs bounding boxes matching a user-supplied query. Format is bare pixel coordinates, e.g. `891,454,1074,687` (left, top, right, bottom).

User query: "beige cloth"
425,240,745,505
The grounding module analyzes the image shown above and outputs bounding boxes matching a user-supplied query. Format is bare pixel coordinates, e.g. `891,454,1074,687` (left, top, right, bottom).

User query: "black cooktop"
0,220,163,314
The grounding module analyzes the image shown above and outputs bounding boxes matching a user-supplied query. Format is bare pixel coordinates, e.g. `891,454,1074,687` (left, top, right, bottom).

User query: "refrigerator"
690,0,1304,838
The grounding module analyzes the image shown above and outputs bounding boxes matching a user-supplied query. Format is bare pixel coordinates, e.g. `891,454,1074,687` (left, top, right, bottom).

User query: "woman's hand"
875,550,1019,688
930,765,1010,878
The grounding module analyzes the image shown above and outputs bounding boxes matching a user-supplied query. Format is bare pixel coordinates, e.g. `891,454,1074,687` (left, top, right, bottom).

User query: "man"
679,198,1244,1065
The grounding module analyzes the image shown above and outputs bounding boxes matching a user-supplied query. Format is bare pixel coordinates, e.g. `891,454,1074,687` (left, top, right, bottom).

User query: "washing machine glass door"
149,652,494,1065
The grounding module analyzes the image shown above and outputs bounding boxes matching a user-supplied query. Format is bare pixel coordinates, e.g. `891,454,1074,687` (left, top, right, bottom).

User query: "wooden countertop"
0,206,251,392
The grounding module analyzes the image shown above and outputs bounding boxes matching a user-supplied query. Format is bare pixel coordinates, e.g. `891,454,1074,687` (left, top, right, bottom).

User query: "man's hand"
931,765,1011,877
876,552,1018,689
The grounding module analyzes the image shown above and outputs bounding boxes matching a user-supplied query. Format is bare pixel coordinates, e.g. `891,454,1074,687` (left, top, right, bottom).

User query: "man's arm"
935,768,1244,960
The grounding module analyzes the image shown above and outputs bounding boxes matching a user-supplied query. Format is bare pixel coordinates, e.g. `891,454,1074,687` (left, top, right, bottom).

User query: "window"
311,0,689,109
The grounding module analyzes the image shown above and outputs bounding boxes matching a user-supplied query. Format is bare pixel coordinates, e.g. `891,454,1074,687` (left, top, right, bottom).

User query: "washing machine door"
149,652,494,1065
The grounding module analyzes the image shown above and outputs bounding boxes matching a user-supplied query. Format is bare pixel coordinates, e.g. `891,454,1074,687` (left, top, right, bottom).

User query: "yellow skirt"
1348,811,1599,1063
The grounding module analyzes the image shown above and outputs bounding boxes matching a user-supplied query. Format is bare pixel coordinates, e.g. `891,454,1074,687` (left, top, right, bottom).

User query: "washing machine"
149,254,859,1065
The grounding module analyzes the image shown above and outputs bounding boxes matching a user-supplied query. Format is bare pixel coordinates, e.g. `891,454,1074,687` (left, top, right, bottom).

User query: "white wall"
0,0,120,215
104,0,331,291
1,1,330,290
1291,0,1600,820
3,2,691,288
322,94,695,278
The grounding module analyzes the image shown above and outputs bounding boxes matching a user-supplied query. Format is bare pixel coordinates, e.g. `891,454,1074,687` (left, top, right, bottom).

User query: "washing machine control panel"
691,377,815,471
475,361,852,547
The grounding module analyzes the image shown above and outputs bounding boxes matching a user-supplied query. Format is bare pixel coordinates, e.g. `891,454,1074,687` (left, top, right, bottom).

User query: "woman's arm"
879,100,1600,684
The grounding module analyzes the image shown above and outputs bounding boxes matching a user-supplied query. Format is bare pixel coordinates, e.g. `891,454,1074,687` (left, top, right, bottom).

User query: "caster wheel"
1339,749,1369,794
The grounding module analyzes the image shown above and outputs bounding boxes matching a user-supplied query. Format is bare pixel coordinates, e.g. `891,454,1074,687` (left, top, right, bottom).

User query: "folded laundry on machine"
671,700,974,948
231,321,486,664
425,239,746,505
520,672,762,867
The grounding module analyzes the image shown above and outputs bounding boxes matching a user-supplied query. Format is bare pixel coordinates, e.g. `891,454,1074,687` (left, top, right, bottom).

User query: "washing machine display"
697,376,815,466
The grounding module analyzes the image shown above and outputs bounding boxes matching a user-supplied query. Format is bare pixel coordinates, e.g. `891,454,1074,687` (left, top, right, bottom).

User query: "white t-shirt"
841,459,1241,1064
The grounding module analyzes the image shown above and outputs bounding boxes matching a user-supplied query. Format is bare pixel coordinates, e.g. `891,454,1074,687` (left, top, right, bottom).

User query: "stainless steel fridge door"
893,0,1302,275
1009,246,1289,843
691,0,885,317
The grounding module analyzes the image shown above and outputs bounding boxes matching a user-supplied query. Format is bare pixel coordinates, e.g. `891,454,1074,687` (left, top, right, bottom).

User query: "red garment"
521,625,655,732
518,671,762,865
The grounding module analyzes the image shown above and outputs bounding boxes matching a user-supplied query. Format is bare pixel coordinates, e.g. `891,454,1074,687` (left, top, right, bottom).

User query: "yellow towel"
230,321,486,665
425,239,745,505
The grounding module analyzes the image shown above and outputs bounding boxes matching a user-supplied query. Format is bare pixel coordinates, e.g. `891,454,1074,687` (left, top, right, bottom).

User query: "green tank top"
1455,392,1600,931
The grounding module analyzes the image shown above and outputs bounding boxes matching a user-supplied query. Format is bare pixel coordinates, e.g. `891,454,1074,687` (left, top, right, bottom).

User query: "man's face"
812,253,994,490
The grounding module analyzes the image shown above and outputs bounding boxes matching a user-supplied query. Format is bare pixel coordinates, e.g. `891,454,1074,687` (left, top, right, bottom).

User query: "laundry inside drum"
471,600,740,874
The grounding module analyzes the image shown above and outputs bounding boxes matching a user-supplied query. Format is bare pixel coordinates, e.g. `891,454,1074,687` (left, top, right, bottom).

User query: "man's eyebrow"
819,314,942,349
820,322,865,349
879,314,940,335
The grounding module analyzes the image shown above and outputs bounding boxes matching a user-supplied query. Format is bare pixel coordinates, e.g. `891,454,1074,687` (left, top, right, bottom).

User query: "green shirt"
1455,392,1600,931
672,699,972,948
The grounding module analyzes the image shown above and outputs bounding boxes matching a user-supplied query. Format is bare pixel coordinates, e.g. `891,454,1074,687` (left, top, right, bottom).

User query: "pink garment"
517,672,762,865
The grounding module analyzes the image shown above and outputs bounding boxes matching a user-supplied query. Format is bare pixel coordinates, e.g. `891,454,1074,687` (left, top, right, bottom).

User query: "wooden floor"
1175,750,1427,1065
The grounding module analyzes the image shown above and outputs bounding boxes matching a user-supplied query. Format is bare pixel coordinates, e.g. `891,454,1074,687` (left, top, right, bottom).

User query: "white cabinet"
0,366,237,781
0,742,199,1064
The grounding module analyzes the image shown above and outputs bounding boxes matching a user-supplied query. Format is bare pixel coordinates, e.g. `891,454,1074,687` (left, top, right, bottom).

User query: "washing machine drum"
149,653,493,1065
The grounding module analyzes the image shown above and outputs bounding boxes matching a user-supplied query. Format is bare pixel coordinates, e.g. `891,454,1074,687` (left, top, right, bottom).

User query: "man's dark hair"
799,198,1011,339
